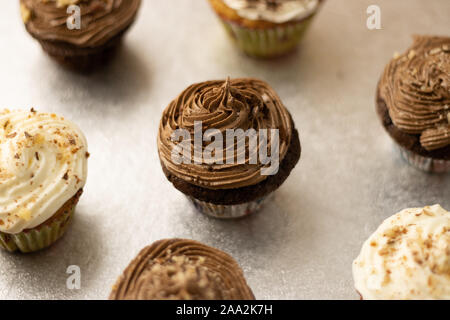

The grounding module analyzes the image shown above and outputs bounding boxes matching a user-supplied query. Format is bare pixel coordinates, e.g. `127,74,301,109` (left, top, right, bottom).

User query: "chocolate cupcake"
208,0,324,58
20,0,141,71
377,35,450,173
353,205,450,300
158,78,301,218
109,239,255,300
0,109,89,253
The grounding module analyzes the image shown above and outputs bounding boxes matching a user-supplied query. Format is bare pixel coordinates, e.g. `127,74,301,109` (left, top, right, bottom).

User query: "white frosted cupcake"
208,0,324,58
0,109,89,253
353,205,450,300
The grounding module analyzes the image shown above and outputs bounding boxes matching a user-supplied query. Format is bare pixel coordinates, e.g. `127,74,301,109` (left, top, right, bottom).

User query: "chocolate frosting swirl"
158,78,293,190
109,239,255,300
379,36,450,151
21,0,141,48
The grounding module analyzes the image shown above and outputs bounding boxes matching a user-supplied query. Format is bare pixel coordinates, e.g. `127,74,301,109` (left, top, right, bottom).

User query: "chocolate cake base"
376,86,450,161
161,127,301,206
28,27,130,73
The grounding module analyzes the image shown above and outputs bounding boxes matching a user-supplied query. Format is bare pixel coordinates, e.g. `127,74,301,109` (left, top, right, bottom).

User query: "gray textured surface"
0,0,449,300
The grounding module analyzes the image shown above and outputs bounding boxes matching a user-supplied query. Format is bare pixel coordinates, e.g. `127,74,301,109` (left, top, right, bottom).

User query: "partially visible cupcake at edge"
20,0,141,71
158,78,301,219
353,205,450,300
208,0,324,58
376,35,450,173
0,109,89,253
109,239,255,300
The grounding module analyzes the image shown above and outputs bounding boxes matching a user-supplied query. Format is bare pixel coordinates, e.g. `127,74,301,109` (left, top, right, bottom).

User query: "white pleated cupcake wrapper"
397,145,450,173
0,206,75,253
220,16,314,58
187,194,272,219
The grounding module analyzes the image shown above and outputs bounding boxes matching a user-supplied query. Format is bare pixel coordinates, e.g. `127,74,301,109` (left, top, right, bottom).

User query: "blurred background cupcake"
376,35,450,173
158,78,301,219
20,0,141,71
109,239,255,300
353,205,450,300
207,0,324,58
0,109,89,253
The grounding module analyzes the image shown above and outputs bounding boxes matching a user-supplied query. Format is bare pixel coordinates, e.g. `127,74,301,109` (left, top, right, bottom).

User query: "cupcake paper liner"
0,204,76,253
396,145,450,174
187,194,272,219
219,16,315,58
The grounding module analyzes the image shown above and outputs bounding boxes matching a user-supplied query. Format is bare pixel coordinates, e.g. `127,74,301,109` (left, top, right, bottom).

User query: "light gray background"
0,0,448,300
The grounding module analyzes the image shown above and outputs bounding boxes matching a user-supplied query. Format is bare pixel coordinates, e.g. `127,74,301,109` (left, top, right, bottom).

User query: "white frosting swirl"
0,110,88,234
353,205,450,300
223,0,319,23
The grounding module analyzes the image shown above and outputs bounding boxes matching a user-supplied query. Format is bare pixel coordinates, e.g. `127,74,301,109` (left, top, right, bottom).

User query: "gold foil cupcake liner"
0,205,76,253
397,145,450,174
187,194,272,219
219,16,315,58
